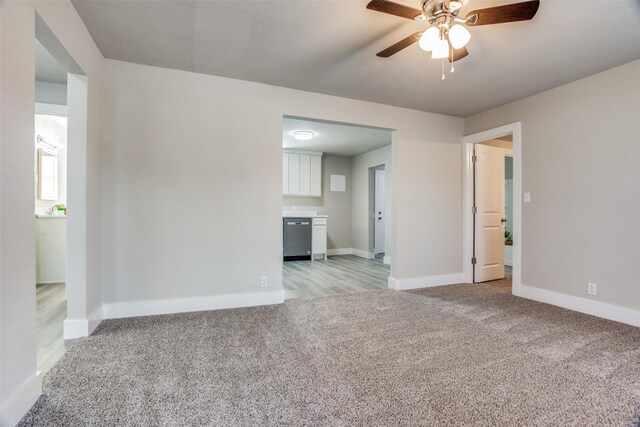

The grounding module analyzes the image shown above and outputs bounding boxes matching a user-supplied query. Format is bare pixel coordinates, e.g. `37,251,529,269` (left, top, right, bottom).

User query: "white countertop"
282,214,328,218
35,214,67,219
282,210,327,218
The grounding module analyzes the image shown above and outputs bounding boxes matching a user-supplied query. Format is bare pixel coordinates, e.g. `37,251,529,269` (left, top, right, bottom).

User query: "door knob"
501,218,507,223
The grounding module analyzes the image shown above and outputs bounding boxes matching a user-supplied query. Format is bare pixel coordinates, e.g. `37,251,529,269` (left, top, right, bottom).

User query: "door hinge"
471,206,477,214
471,257,477,265
471,155,477,163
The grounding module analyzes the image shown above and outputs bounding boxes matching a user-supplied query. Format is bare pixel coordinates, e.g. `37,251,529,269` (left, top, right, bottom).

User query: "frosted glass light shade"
292,131,315,140
449,24,471,49
418,27,439,52
431,39,449,59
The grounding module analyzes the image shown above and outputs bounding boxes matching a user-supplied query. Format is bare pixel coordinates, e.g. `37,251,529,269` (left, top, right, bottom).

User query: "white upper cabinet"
288,153,300,195
282,153,289,195
299,154,311,195
283,150,322,197
310,155,321,197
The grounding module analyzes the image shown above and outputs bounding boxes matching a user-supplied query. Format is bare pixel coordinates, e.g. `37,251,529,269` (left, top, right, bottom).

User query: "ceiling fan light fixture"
418,26,439,51
292,130,316,141
431,39,449,59
448,24,471,49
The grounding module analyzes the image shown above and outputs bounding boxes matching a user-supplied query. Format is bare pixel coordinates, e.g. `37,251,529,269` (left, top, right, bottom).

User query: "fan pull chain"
441,59,445,80
450,48,455,73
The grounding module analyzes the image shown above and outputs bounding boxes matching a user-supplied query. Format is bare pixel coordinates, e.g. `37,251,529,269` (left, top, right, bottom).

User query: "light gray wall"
101,59,464,306
35,80,67,105
0,1,103,423
465,59,640,311
351,145,392,256
505,156,513,180
283,155,352,250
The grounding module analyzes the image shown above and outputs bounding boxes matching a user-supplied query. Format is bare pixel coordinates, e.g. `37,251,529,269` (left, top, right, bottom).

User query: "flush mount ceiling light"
292,131,316,141
367,0,540,79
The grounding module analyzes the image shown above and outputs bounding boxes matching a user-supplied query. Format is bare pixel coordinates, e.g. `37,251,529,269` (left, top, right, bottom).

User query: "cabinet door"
282,153,289,195
313,225,327,255
288,154,300,195
299,154,311,196
310,155,321,197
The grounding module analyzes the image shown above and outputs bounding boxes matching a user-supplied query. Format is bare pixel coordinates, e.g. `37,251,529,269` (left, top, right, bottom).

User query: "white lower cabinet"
36,217,67,284
312,217,327,260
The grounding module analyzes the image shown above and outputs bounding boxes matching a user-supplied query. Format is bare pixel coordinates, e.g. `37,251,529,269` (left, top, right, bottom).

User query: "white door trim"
373,168,386,254
462,122,522,296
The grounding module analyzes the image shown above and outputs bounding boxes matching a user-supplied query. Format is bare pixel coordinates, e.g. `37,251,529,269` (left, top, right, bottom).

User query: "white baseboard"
519,284,640,328
326,248,353,256
0,372,42,427
352,248,374,259
383,256,391,265
88,305,103,335
326,248,375,260
102,289,285,320
63,304,103,339
388,272,465,291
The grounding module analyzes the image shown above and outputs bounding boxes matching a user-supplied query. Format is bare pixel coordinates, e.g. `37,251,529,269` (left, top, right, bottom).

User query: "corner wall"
351,145,392,258
0,2,103,425
465,59,640,314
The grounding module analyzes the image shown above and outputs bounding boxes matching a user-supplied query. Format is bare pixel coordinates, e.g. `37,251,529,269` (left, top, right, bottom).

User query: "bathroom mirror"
38,148,58,200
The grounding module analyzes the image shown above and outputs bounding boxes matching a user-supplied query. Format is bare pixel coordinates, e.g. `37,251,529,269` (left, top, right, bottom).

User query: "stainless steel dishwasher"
283,218,312,261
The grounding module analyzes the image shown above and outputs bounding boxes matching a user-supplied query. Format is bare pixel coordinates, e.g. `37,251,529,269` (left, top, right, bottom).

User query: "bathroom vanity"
35,214,66,284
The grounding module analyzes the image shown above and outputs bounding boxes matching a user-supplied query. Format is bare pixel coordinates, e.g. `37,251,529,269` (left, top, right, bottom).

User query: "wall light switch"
524,192,531,203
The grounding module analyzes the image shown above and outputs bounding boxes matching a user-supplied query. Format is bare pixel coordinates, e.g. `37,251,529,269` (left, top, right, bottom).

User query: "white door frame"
462,122,522,295
373,167,385,254
37,15,92,339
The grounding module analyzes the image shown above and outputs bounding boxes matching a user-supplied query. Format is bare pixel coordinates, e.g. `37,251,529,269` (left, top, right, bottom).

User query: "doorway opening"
281,116,393,299
463,122,522,295
35,14,89,373
34,39,69,373
372,165,386,260
472,139,512,286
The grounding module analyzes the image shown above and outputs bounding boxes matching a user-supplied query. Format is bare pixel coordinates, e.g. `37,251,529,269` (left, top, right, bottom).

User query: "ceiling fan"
367,0,540,64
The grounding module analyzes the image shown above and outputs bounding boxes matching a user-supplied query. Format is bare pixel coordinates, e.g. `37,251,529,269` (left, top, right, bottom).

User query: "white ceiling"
283,117,392,157
35,40,68,84
71,0,640,117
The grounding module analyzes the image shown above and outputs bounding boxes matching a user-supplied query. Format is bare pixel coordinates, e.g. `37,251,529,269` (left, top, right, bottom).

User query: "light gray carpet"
19,281,640,426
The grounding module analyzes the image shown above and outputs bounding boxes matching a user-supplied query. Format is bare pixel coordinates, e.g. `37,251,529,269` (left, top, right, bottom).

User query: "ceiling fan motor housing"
421,0,465,19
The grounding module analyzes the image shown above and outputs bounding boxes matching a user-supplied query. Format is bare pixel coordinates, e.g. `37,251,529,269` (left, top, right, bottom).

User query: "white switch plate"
524,192,531,203
587,282,597,296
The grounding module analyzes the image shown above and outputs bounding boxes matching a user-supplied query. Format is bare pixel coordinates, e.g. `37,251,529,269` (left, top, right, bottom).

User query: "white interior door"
474,144,506,282
374,169,385,254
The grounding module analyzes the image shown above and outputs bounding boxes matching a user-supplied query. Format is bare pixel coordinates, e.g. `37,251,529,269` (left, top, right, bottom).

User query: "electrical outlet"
524,192,531,203
260,276,268,288
587,282,597,296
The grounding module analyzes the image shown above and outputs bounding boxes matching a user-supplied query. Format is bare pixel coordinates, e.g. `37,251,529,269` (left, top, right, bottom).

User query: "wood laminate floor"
282,255,390,299
37,283,72,373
